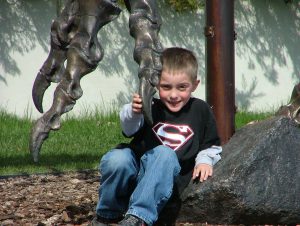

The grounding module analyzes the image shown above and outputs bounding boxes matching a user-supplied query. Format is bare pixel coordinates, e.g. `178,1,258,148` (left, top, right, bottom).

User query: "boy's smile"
158,70,199,112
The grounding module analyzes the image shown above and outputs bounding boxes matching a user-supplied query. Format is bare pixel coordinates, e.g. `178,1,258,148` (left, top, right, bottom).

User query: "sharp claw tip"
30,146,39,163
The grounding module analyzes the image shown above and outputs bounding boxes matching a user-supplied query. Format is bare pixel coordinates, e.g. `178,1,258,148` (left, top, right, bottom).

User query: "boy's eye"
160,85,171,90
178,84,188,91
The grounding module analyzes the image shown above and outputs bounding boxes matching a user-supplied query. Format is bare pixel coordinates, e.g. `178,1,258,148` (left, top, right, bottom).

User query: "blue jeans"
96,145,181,225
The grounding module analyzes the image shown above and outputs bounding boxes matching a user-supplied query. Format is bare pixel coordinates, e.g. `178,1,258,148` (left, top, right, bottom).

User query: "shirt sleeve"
198,102,221,149
196,102,222,166
120,103,144,137
195,145,222,166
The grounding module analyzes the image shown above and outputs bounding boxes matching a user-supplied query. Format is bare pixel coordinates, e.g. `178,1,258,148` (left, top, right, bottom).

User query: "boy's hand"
192,163,213,182
132,93,143,114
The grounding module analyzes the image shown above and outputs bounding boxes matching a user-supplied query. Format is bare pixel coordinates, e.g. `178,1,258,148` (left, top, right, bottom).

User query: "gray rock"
171,116,300,225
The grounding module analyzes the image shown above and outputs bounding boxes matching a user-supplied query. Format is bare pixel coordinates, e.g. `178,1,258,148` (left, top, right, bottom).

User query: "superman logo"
152,122,194,151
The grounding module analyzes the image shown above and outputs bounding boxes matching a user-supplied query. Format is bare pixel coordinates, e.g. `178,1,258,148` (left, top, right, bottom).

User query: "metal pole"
205,0,235,144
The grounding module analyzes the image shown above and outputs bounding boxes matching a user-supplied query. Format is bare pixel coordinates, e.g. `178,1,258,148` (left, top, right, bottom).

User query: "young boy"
92,47,222,226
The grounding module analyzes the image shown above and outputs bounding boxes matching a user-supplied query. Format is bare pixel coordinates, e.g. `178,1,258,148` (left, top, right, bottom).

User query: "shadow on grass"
0,152,105,176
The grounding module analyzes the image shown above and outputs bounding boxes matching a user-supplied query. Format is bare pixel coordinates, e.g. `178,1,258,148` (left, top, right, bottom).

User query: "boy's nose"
169,89,178,99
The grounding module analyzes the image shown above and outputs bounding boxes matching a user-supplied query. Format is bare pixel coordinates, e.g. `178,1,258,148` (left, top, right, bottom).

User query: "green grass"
0,109,272,176
0,110,129,175
235,111,273,129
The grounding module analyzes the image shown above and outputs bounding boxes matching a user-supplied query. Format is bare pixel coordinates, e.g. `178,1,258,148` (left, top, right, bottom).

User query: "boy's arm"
120,103,144,137
195,145,222,166
193,146,222,182
193,104,222,182
197,103,222,166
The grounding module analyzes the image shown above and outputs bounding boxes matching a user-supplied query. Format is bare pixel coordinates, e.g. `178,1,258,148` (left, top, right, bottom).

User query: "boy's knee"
100,148,136,173
153,145,177,161
149,145,181,175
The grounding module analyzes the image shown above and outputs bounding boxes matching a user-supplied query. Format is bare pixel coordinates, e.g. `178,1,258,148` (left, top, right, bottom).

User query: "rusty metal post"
205,0,235,144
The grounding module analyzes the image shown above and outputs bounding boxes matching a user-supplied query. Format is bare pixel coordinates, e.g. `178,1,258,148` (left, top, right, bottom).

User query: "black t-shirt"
119,97,220,192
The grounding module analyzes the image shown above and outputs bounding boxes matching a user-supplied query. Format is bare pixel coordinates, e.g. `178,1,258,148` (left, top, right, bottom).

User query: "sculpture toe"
32,72,51,113
29,118,51,162
139,76,156,125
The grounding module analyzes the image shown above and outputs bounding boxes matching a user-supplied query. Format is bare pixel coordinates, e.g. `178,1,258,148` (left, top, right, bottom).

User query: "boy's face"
158,70,199,112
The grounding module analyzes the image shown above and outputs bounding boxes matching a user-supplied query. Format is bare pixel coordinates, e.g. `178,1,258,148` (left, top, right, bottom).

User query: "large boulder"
160,116,300,225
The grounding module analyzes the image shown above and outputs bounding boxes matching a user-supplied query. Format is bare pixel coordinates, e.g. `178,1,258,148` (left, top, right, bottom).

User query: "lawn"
0,109,272,175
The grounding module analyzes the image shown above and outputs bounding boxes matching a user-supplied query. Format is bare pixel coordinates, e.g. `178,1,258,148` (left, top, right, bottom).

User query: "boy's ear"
192,79,200,92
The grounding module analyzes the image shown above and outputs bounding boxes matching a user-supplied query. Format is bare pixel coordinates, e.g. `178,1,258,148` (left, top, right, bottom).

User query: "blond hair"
162,47,198,82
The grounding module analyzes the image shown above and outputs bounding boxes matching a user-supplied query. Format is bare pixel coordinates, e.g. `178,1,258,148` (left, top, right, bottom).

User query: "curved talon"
32,49,67,113
29,118,51,162
30,85,75,162
293,106,300,124
276,83,300,125
139,76,157,125
32,72,51,113
291,97,300,125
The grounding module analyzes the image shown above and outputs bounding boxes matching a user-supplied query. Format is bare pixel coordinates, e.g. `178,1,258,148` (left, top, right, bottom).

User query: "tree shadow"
235,0,300,109
1,0,299,111
0,0,53,85
236,0,300,82
236,75,265,111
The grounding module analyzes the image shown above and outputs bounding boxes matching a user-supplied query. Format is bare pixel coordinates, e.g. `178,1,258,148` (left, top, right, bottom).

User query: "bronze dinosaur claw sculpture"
139,77,156,125
138,68,160,125
128,0,163,125
276,83,300,125
30,118,51,163
32,48,67,113
32,72,51,113
30,0,163,162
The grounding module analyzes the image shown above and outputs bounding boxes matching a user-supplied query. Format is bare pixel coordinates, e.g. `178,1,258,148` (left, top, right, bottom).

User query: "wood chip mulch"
0,170,203,226
0,170,99,226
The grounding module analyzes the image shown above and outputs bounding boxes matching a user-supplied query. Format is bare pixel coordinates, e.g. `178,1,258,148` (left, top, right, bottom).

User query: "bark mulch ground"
0,170,204,226
0,170,99,225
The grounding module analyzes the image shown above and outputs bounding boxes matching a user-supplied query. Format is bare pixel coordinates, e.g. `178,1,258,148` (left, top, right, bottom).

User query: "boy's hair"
162,47,198,82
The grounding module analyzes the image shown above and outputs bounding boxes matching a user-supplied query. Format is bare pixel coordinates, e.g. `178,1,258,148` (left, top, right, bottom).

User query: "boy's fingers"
134,103,142,109
192,169,199,180
132,93,143,113
133,93,142,102
134,96,142,102
199,170,211,182
133,93,140,98
133,102,142,107
199,171,206,182
193,164,213,182
208,168,213,176
132,105,142,113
